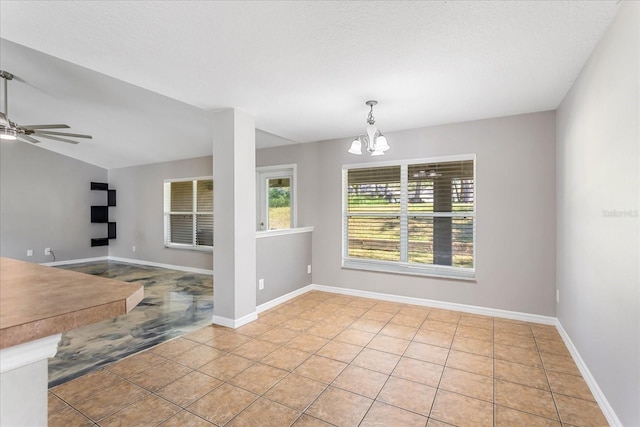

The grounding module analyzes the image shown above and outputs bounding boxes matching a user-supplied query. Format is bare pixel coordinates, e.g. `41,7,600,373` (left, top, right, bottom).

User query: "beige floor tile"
261,346,312,371
314,302,345,314
316,340,363,363
458,315,494,330
306,322,343,339
392,357,443,387
235,321,273,337
326,295,354,305
323,313,358,328
259,327,301,345
48,392,68,413
546,370,595,401
494,321,533,337
99,394,180,427
366,334,410,355
293,414,334,426
258,312,290,326
338,305,369,317
283,317,316,332
72,378,149,421
494,343,543,368
183,325,231,344
404,341,449,365
360,401,428,426
349,318,387,334
427,309,461,324
232,338,280,361
379,323,418,340
362,309,395,322
48,406,93,427
553,393,608,427
300,309,334,322
372,301,403,314
540,351,581,376
455,324,493,342
351,348,401,375
226,397,300,427
535,337,571,357
50,370,121,403
197,353,254,381
207,332,252,352
334,328,376,346
376,376,436,415
495,405,560,426
187,383,258,426
421,319,458,334
151,337,200,359
347,297,378,309
446,350,493,377
413,329,454,348
129,360,193,391
439,367,493,402
265,373,327,411
160,410,214,426
494,331,537,350
430,389,493,427
228,363,289,394
427,418,455,427
495,359,549,390
286,334,330,353
451,336,493,357
293,355,347,384
531,324,563,342
495,380,558,420
306,386,373,427
332,365,388,399
172,344,226,369
105,351,167,378
156,371,222,407
390,312,427,328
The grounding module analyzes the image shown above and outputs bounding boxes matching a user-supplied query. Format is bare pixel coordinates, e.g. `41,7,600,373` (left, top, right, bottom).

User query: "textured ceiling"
0,1,621,168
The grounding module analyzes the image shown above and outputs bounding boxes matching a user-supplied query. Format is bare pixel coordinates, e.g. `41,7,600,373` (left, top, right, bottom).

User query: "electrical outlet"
258,279,264,290
307,265,312,274
45,248,51,255
132,245,136,252
556,289,560,303
27,249,33,257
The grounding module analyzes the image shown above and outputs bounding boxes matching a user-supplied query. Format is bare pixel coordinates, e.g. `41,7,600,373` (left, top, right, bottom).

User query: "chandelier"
348,100,389,156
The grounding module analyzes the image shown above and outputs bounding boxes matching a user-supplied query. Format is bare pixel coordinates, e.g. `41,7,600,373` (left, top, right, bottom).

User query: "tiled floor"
48,291,608,427
49,261,213,386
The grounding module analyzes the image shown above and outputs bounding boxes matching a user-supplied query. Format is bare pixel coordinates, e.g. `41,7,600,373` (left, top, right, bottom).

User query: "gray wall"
108,156,213,271
256,231,313,305
556,2,639,425
0,141,108,263
258,111,557,316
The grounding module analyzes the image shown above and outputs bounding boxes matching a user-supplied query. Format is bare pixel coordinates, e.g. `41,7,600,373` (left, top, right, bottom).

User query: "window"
256,165,297,231
343,155,475,279
163,177,213,250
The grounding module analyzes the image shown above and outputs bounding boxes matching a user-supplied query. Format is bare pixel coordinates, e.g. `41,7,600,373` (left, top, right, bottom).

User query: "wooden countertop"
0,257,143,349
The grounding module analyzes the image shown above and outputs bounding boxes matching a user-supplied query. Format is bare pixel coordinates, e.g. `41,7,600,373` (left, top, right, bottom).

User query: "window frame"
163,176,214,252
256,164,297,231
342,154,476,280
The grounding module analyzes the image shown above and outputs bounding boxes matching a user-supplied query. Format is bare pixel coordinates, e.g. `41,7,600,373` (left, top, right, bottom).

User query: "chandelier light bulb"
348,100,389,156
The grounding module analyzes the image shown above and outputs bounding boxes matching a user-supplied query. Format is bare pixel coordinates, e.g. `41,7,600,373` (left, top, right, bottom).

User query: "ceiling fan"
0,70,92,144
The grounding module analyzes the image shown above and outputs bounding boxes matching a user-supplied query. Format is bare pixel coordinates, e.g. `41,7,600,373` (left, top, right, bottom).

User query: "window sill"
256,226,314,239
164,244,213,253
342,258,476,281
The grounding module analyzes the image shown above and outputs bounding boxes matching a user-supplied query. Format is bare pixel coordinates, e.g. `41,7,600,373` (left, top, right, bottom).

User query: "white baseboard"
212,312,258,329
40,256,108,267
108,257,213,275
555,321,622,427
256,285,315,314
310,284,557,325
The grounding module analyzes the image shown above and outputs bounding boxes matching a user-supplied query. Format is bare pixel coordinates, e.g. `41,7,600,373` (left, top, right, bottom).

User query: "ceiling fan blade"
33,130,92,139
18,134,41,144
35,134,80,144
20,124,70,130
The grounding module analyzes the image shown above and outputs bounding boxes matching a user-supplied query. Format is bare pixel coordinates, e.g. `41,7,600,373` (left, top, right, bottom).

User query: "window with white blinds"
343,155,475,279
163,177,213,250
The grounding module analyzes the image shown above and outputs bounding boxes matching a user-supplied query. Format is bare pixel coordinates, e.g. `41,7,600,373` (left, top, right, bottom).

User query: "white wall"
0,141,108,262
556,2,639,425
259,111,557,316
108,156,213,270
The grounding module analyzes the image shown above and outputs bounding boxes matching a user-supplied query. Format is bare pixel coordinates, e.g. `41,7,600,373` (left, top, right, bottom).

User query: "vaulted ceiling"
0,1,620,168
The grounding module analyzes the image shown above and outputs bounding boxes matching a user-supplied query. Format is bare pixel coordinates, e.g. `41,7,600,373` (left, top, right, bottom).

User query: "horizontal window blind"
164,178,213,249
343,157,475,277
